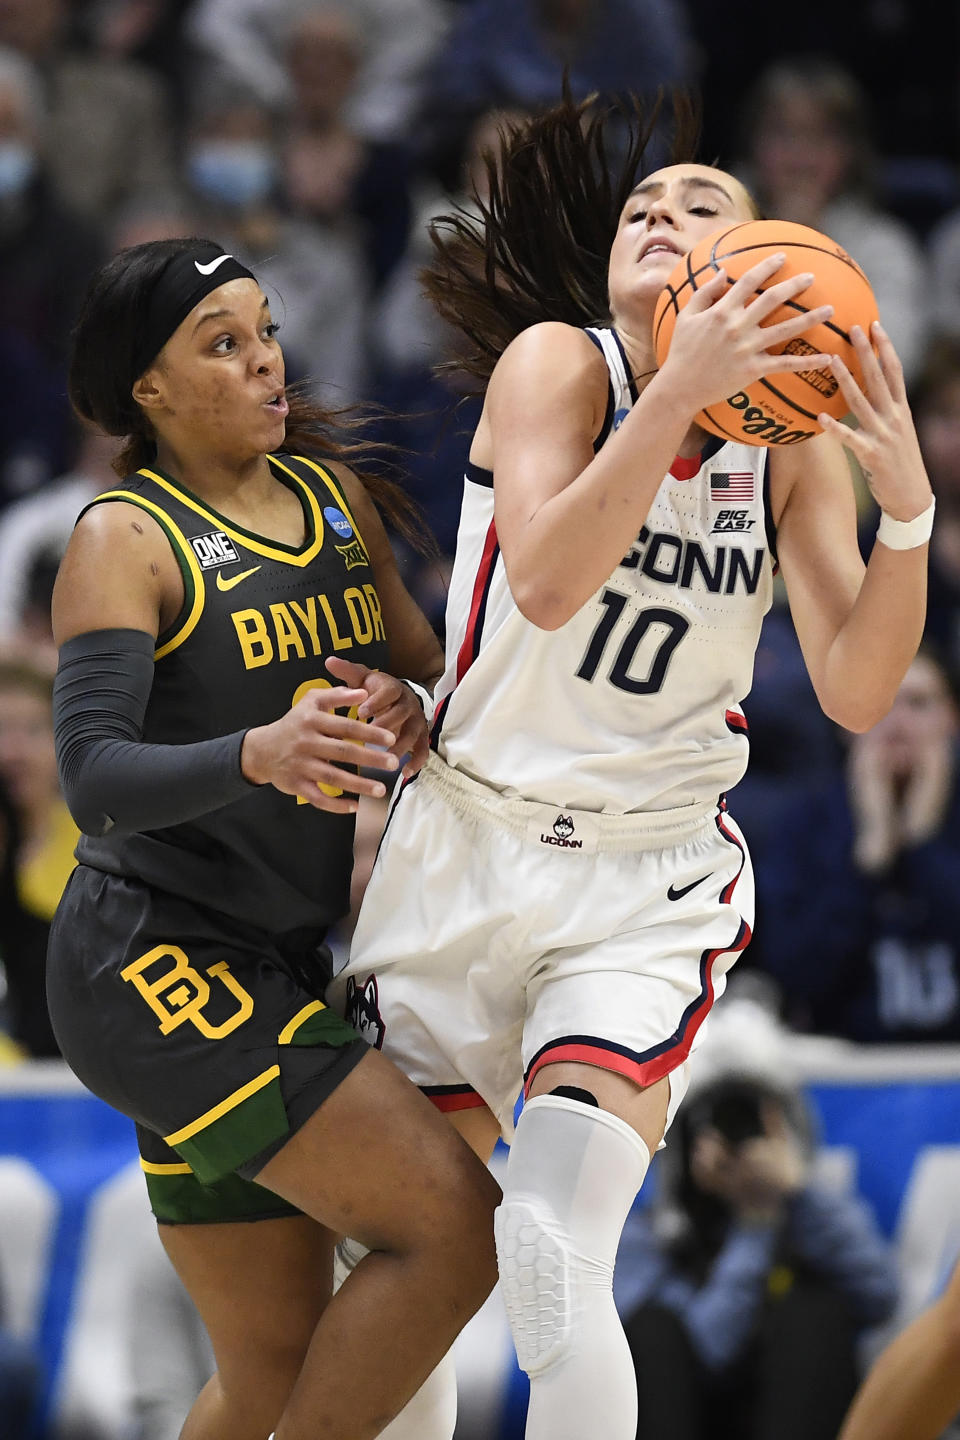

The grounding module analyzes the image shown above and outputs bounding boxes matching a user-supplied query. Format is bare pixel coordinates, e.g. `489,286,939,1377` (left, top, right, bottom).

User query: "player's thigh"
158,1214,333,1396
527,1061,670,1154
447,1101,502,1165
254,1046,501,1255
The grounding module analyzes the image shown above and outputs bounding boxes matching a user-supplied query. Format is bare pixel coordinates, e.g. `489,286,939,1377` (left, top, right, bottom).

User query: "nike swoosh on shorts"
667,874,712,901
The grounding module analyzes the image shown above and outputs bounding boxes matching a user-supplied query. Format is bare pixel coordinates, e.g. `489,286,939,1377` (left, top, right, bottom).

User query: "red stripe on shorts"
424,1089,487,1113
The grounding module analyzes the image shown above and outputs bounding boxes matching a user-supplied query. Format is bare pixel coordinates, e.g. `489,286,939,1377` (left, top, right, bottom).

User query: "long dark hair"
68,238,425,545
422,89,703,386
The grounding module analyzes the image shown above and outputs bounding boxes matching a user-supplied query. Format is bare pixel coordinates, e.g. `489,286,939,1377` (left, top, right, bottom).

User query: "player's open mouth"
264,393,289,417
638,239,681,263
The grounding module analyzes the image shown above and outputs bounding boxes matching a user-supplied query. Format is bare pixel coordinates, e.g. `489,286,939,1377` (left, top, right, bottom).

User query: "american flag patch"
710,471,755,502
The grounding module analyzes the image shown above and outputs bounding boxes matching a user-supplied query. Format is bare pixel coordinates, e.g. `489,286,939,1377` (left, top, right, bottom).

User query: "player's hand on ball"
241,684,399,812
326,655,431,780
661,254,834,414
818,322,933,522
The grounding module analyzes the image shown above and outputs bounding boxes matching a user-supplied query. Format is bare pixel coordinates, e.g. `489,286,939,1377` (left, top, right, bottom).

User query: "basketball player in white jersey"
329,94,934,1440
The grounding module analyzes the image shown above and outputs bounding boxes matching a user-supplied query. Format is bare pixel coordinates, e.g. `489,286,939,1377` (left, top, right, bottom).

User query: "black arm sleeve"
53,628,257,838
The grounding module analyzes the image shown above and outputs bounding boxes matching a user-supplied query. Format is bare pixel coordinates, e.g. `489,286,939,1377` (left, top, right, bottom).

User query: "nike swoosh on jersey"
667,874,712,901
194,254,233,276
216,566,261,592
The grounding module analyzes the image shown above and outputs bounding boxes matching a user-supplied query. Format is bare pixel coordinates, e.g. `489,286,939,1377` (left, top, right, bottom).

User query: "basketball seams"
756,377,821,423
705,238,868,282
652,218,876,443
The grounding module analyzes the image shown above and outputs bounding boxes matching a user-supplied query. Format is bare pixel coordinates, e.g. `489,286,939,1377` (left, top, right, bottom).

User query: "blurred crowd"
0,0,958,1059
2,2,960,1434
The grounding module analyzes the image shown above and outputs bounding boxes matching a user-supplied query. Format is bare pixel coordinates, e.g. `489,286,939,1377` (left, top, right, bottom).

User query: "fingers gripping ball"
653,219,879,447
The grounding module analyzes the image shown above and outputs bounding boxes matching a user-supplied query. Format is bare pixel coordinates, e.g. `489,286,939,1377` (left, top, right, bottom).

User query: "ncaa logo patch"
344,975,385,1048
324,506,354,539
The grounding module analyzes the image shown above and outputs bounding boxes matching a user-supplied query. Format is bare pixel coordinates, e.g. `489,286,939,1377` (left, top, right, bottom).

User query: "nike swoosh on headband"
194,254,234,276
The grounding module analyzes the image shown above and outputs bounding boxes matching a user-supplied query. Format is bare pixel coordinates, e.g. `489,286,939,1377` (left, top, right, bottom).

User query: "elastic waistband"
417,753,717,853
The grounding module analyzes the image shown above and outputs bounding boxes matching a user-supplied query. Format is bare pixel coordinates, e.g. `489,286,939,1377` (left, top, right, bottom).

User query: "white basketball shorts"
328,754,754,1141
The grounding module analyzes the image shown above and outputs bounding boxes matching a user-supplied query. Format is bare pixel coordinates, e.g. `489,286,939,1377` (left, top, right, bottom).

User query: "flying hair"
422,87,703,386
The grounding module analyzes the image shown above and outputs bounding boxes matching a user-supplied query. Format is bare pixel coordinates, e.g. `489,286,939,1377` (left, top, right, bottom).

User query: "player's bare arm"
488,267,832,631
772,324,932,731
52,501,178,644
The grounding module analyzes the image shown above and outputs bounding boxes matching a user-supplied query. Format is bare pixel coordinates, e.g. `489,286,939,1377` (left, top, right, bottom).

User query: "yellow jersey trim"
278,999,326,1044
140,1158,194,1176
93,490,205,659
164,1065,281,1147
138,466,324,568
291,454,364,540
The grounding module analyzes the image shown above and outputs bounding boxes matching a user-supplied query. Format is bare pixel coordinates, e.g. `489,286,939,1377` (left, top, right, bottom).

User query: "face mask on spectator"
187,141,275,209
0,141,36,199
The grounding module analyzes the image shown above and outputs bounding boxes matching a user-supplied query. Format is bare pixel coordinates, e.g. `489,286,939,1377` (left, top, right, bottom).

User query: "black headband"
132,244,259,379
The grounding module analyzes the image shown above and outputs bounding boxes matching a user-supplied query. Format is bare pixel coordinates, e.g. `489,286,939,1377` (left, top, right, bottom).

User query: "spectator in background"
0,657,77,1057
420,0,693,188
616,997,898,1440
0,0,177,227
185,0,448,145
753,647,960,1042
281,5,411,289
735,57,930,382
0,428,118,649
426,0,692,119
372,106,531,571
912,341,960,673
81,0,197,110
0,46,103,503
0,1294,41,1440
926,183,960,341
183,90,370,407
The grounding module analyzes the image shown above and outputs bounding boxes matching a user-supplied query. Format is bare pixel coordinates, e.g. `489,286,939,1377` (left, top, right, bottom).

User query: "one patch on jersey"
709,471,755,503
190,530,240,569
324,506,354,539
613,406,630,431
710,507,757,535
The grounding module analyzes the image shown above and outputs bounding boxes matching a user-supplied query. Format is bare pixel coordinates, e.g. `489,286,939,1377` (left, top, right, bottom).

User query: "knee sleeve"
494,1093,650,1376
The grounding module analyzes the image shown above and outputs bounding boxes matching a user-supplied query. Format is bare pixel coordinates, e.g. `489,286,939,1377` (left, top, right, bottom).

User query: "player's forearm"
505,373,695,630
54,629,254,837
818,545,927,732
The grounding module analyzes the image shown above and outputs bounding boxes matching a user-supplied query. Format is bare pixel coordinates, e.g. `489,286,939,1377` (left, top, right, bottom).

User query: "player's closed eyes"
628,205,719,223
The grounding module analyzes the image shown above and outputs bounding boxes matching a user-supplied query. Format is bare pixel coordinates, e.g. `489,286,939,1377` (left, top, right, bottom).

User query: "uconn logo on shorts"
540,814,582,849
344,975,385,1048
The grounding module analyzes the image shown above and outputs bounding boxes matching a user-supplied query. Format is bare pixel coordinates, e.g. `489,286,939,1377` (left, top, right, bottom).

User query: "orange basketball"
652,219,879,447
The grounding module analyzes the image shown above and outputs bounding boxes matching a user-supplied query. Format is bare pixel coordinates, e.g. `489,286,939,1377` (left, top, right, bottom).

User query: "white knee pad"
494,1094,650,1377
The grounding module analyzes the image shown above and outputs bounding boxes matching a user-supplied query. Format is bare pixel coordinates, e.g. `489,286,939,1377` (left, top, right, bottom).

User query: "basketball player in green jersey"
45,239,499,1440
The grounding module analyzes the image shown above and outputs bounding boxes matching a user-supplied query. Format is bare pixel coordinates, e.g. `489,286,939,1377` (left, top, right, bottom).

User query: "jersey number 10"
576,590,689,695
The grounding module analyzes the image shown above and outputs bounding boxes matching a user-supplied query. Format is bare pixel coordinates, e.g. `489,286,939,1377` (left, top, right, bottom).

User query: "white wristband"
877,496,935,551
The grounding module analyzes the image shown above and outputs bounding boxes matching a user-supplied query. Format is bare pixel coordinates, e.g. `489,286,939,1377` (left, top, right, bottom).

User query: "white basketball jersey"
430,326,775,814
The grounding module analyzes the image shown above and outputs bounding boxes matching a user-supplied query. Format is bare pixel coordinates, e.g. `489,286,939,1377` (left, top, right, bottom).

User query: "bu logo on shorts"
540,814,583,849
120,945,254,1039
344,975,385,1048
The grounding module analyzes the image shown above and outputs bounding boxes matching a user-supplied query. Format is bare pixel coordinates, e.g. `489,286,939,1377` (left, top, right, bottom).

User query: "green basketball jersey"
76,453,390,936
